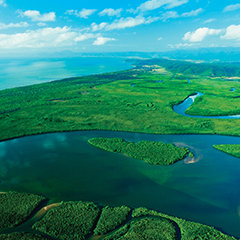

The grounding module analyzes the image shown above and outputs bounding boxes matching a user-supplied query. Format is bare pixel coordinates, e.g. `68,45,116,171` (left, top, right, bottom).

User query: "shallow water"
0,131,240,237
0,57,132,90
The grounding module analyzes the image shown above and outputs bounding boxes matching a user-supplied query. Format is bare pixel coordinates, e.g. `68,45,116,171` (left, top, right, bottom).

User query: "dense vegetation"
94,206,131,235
0,233,49,240
0,191,236,240
2,59,240,142
88,137,190,165
186,94,240,116
213,144,240,158
118,217,178,240
33,201,100,240
0,192,46,229
131,208,236,240
32,202,238,240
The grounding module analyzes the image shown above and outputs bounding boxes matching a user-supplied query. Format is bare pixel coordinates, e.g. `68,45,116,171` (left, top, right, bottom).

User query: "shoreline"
1,127,240,145
34,203,60,219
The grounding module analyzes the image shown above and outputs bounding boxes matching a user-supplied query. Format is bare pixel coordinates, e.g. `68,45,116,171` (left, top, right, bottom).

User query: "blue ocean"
0,57,132,90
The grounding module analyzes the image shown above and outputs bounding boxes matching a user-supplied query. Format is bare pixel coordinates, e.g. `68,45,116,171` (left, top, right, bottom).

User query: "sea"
0,57,133,90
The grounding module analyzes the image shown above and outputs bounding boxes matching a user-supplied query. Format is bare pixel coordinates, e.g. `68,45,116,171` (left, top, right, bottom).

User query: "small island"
88,137,191,165
213,144,240,158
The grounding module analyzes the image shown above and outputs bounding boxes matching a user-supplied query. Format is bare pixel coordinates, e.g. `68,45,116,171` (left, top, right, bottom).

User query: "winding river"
1,131,240,237
173,92,240,119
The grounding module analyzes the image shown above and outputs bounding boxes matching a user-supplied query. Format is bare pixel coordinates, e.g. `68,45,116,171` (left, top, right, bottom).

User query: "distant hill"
135,58,240,77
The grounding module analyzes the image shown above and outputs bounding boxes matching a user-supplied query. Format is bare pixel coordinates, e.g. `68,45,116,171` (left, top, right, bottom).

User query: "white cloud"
0,22,29,30
65,9,96,19
160,8,202,21
169,42,194,48
158,37,163,40
0,27,97,49
106,16,147,30
182,8,203,17
92,16,159,31
93,37,116,45
91,22,107,31
183,27,222,42
75,33,96,42
223,4,240,12
221,25,240,41
99,8,122,17
19,10,56,22
204,18,215,24
37,22,47,27
161,11,179,21
137,0,188,12
0,0,6,7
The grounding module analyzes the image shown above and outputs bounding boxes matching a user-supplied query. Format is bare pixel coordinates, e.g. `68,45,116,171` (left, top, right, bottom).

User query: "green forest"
1,59,240,144
0,192,237,240
88,137,190,165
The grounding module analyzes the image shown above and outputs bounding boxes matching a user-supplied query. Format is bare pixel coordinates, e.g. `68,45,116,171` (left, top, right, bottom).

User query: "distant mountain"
53,48,240,62
161,47,240,62
1,47,240,63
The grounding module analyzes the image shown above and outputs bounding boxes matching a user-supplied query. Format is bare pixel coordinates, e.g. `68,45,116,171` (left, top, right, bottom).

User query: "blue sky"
0,0,239,55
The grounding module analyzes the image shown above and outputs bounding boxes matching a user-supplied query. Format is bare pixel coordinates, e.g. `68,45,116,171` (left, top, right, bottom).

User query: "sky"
0,0,240,55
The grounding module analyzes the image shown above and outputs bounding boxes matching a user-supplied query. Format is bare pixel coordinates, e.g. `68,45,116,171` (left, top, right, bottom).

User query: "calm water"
0,131,240,237
0,57,132,90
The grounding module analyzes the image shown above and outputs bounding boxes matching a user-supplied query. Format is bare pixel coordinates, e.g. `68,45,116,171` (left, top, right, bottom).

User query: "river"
0,131,240,237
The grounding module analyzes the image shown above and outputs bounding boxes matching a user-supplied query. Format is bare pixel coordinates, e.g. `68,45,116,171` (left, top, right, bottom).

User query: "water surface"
0,131,240,237
174,92,240,119
0,57,132,90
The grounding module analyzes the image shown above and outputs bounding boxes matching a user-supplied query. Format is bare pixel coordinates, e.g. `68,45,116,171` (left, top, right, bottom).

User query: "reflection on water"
0,57,132,90
0,131,240,237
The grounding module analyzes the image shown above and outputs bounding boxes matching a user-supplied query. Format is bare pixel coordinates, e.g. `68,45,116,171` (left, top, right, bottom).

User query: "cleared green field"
88,137,190,165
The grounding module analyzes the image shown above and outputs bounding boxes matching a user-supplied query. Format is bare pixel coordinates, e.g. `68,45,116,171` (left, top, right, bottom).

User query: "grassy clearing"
88,137,190,165
0,192,46,229
135,58,240,77
213,144,240,158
